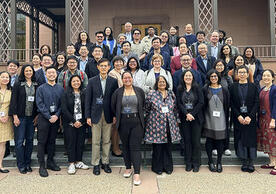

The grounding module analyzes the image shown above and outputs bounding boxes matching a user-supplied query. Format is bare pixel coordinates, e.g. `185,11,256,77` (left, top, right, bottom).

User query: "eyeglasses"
97,36,104,38
238,71,247,75
98,65,108,68
134,33,140,35
210,75,218,78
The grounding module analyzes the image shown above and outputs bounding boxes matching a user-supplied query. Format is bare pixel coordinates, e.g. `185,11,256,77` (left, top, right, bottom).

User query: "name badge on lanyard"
213,111,221,117
240,104,248,113
0,112,5,117
28,96,34,102
185,103,193,110
50,105,56,113
96,97,103,105
75,113,82,120
162,106,169,113
123,107,132,113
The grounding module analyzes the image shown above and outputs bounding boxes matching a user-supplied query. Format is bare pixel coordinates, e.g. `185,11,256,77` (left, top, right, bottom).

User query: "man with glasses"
85,58,118,175
141,26,157,54
85,46,104,79
35,54,54,86
124,22,133,42
131,28,147,61
92,31,111,60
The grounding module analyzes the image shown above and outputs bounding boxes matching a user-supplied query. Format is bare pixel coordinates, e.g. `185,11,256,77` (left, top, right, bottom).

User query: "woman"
168,26,178,47
228,55,254,83
9,65,38,174
126,57,145,90
257,69,276,175
229,65,259,173
74,31,93,56
61,75,89,174
243,47,263,86
32,53,41,71
103,27,116,55
219,44,233,68
109,56,124,157
173,36,187,57
55,52,66,73
111,71,145,186
0,71,13,173
160,31,174,57
144,54,173,93
202,70,230,173
176,70,204,172
145,76,181,175
218,30,226,45
39,44,51,55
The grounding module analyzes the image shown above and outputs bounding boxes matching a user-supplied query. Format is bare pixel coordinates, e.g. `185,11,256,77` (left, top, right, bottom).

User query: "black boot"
241,159,248,172
247,159,255,173
39,164,48,177
47,160,61,171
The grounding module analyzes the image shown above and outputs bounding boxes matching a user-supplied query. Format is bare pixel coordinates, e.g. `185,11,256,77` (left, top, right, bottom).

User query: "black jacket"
9,81,39,117
74,42,94,56
85,75,118,124
35,68,46,86
61,89,86,125
111,86,145,129
90,44,111,61
82,58,100,79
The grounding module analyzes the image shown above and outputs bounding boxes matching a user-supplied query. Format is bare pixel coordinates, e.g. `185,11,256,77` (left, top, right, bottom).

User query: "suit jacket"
85,75,118,124
196,55,216,83
111,86,145,129
207,43,222,59
35,68,47,86
74,42,94,56
82,58,100,79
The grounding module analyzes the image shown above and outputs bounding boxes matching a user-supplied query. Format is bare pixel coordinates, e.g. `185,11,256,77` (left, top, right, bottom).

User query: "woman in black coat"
229,65,259,173
61,75,89,175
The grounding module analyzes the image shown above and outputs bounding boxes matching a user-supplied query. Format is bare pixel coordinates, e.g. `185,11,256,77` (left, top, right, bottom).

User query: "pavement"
0,166,275,194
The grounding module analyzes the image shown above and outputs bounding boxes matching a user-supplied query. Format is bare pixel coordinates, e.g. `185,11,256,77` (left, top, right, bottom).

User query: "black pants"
205,137,224,164
181,120,202,167
152,123,173,173
63,123,85,163
119,114,143,174
37,114,59,165
224,123,230,150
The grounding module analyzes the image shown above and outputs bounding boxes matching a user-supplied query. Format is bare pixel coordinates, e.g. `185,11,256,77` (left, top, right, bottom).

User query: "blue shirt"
143,50,171,71
125,32,132,42
201,56,208,70
211,44,219,59
79,57,88,72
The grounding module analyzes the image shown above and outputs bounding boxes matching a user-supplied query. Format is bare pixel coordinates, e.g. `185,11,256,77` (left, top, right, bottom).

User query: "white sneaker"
212,150,218,156
68,164,76,174
224,149,232,156
123,170,133,178
75,162,89,170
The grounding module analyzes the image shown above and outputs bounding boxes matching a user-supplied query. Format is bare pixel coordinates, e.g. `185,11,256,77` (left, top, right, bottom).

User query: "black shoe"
216,163,223,173
112,151,123,157
19,168,27,174
93,165,100,175
185,164,192,172
208,163,216,172
155,171,162,175
0,168,9,173
101,164,112,173
247,165,255,173
241,164,248,172
193,166,200,172
39,166,48,177
165,170,172,175
4,151,10,158
26,166,32,172
47,161,61,171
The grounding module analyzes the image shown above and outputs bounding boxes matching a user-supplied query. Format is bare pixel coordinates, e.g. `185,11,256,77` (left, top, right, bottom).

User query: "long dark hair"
103,27,114,41
39,44,51,55
219,44,232,60
18,64,36,82
243,46,257,64
233,54,245,72
126,56,140,71
154,76,169,90
77,31,91,44
177,70,199,93
213,59,228,77
68,74,84,93
205,69,221,87
0,71,11,90
55,51,66,69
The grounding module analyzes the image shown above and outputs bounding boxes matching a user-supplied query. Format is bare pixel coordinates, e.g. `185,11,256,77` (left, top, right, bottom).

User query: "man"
112,33,127,57
196,43,216,83
225,36,239,56
36,66,64,177
141,26,157,54
170,43,197,75
124,22,133,42
85,58,118,175
78,45,90,72
7,60,19,87
184,24,197,47
120,41,138,64
92,31,111,60
58,55,88,89
66,43,76,57
131,28,147,61
143,37,171,71
85,46,103,79
190,31,206,58
35,54,54,86
207,31,222,59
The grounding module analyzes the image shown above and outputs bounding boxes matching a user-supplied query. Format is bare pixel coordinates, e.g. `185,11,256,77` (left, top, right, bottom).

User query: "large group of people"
0,22,275,186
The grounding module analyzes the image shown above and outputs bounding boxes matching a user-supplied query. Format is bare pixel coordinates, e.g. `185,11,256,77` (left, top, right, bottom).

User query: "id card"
240,105,248,113
185,103,193,110
76,113,82,120
50,105,56,113
0,112,5,117
123,107,132,113
161,106,169,113
96,98,103,105
213,111,221,117
28,96,34,102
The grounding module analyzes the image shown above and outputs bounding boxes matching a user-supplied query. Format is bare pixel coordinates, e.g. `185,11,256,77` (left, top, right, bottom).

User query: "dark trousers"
224,123,230,150
181,120,202,167
63,123,85,163
205,137,224,164
14,116,35,169
152,124,173,173
119,114,143,174
37,114,59,165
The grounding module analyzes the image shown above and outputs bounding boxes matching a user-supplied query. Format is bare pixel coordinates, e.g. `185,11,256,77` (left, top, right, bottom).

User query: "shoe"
101,164,112,173
155,171,162,175
47,161,61,171
208,163,216,172
224,149,232,156
212,150,218,156
39,166,48,177
185,164,192,172
93,165,100,175
112,151,123,157
270,169,276,175
123,170,133,178
68,164,76,175
247,165,255,173
4,151,10,158
241,164,248,172
75,162,89,170
193,166,199,172
216,163,223,173
19,168,27,174
261,164,274,169
133,179,141,186
26,166,32,172
0,168,9,173
165,170,172,175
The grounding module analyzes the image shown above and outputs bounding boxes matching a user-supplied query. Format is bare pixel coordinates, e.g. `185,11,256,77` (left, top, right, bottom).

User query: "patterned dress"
0,90,13,142
257,89,276,156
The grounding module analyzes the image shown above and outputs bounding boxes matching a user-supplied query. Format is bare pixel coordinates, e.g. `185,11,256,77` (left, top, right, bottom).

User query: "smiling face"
210,32,219,44
24,66,33,80
183,71,193,85
114,60,124,71
245,48,253,58
124,23,132,33
97,61,110,75
46,68,57,82
79,46,89,57
0,72,10,86
32,55,41,66
225,37,233,45
71,76,81,90
57,55,65,65
237,68,249,82
198,44,207,57
235,56,244,67
66,45,76,55
7,63,18,75
210,73,218,85
122,72,133,87
169,27,177,35
180,55,192,69
197,33,205,43
96,33,104,44
80,32,88,41
128,58,137,70
215,61,225,73
222,45,231,55
179,43,188,55
160,32,169,43
41,56,53,68
67,59,78,71
157,76,167,90
152,39,161,50
105,28,111,36
152,57,162,69
262,70,274,85
122,42,131,53
41,46,49,54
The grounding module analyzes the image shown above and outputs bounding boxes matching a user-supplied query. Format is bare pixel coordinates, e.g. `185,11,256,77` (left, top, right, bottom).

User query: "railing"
0,49,39,63
237,45,276,58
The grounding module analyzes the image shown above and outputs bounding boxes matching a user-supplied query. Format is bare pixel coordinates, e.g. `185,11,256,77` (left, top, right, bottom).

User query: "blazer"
170,55,197,75
245,58,263,85
35,68,47,86
74,42,94,56
61,90,86,125
196,55,216,83
260,84,276,120
207,43,222,59
83,58,100,79
9,81,39,118
85,75,118,124
111,86,145,129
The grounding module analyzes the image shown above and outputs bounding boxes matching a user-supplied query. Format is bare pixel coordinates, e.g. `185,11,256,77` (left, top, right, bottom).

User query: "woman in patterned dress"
0,71,13,173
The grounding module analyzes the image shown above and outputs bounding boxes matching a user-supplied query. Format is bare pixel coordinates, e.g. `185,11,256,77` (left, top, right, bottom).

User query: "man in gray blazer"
207,31,222,59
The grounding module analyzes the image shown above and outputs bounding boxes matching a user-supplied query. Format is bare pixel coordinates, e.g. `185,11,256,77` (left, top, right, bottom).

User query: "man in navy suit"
85,58,118,175
196,43,216,83
35,54,54,86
